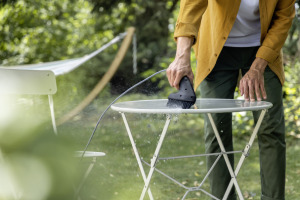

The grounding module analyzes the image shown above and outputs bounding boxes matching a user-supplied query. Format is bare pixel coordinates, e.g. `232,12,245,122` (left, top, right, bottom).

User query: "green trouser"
199,46,286,200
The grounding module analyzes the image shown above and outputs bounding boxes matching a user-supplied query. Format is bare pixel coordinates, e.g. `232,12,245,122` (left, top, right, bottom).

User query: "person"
167,0,295,199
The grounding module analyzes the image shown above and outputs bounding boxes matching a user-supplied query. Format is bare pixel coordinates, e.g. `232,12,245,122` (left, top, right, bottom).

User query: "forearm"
167,37,194,89
176,37,194,59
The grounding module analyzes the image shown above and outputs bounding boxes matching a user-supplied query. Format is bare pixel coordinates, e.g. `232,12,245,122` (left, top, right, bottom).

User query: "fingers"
240,78,250,101
241,57,268,101
239,75,266,101
173,70,191,90
241,80,259,101
166,66,175,87
254,81,261,101
166,67,182,89
173,71,194,90
246,80,256,101
243,80,249,101
167,65,182,89
167,61,193,90
239,80,244,96
260,80,267,99
173,74,182,90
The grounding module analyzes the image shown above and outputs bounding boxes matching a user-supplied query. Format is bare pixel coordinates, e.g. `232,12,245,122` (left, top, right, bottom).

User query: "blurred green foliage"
0,95,78,200
0,0,98,64
0,0,299,134
0,1,299,199
283,60,300,138
86,0,180,94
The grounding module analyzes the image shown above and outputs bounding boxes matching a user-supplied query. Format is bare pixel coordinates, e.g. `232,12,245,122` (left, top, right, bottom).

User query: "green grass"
57,94,300,200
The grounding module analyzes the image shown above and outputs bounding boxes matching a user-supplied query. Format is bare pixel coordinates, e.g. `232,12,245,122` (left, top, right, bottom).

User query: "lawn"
57,94,300,200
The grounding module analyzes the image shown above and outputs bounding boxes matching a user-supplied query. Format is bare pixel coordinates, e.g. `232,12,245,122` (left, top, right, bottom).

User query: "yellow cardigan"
174,0,295,90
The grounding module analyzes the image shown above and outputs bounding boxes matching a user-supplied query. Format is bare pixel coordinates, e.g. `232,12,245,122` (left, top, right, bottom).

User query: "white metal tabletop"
111,98,273,114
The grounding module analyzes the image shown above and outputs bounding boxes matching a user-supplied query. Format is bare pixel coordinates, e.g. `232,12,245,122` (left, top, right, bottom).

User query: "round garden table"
111,98,272,200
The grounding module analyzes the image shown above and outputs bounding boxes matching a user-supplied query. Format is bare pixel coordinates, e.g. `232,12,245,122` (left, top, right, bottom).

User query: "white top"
111,99,272,114
224,0,261,47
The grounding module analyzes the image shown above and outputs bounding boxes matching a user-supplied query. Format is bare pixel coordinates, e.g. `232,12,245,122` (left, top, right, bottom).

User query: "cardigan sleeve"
256,0,295,63
174,0,208,42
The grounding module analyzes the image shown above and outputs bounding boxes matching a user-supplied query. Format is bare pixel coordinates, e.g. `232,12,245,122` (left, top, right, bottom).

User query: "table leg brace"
121,113,155,200
207,113,244,200
222,109,267,200
139,114,172,200
74,157,97,198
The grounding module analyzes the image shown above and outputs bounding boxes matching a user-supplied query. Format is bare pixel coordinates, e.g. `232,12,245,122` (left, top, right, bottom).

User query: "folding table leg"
48,95,57,135
139,114,172,200
74,157,97,198
207,113,244,200
222,109,267,200
121,113,155,200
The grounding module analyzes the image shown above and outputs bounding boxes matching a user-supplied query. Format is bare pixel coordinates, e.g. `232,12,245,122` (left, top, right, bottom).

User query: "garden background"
0,0,299,199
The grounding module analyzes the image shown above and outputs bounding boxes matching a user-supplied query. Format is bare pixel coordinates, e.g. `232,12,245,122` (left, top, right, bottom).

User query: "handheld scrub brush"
166,76,196,109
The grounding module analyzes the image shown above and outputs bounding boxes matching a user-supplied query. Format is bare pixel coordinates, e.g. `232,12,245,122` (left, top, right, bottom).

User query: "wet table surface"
111,98,273,114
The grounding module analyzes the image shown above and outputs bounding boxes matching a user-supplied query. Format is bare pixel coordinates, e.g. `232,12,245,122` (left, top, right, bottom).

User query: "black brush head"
167,76,196,109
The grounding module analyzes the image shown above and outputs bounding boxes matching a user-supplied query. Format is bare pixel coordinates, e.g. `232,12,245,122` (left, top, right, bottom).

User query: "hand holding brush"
166,37,196,109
